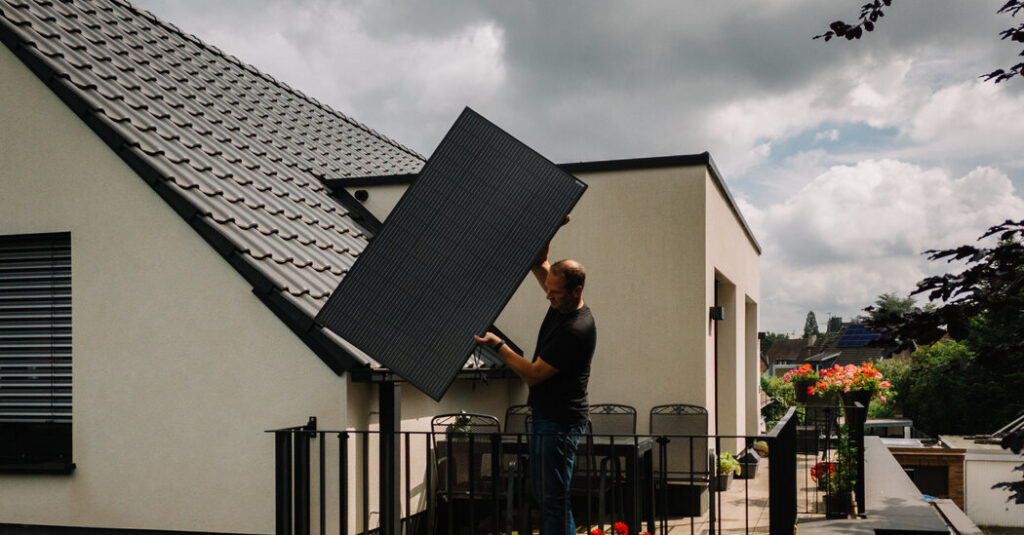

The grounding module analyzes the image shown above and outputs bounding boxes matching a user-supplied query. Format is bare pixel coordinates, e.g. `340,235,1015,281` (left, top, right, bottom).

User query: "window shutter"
0,233,71,424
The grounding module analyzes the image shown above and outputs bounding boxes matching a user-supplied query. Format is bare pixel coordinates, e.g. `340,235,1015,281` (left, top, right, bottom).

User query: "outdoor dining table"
491,433,656,533
432,432,656,533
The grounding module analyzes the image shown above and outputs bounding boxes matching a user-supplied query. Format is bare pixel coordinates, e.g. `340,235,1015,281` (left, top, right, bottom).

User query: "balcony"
269,404,955,535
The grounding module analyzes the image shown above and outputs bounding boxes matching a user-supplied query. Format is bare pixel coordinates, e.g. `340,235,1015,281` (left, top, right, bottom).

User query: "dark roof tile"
1,0,430,371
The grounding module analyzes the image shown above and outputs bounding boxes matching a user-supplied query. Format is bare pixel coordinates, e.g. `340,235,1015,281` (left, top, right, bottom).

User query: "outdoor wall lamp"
709,306,725,321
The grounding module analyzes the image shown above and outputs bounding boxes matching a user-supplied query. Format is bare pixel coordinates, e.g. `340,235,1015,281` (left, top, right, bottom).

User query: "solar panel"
315,108,588,400
837,324,882,348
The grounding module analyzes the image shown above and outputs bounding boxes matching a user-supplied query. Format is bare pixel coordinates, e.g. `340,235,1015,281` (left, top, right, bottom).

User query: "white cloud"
815,129,839,142
750,160,1024,332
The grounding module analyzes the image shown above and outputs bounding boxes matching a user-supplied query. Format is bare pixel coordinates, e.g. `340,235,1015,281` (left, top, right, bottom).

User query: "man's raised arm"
531,215,570,292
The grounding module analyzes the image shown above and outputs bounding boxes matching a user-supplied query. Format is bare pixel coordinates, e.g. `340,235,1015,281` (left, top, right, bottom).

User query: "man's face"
545,272,578,312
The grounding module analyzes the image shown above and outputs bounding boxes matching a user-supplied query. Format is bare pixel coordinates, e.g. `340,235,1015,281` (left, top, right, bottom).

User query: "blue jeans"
530,414,587,535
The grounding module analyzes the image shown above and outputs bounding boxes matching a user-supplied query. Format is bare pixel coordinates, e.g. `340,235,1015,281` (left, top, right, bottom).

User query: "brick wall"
888,447,966,510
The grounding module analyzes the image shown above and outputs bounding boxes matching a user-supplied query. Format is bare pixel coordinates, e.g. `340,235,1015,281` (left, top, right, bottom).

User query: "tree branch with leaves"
814,1,1024,83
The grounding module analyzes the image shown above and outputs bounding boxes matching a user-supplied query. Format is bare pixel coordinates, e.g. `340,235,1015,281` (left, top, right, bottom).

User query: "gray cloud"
131,0,1024,333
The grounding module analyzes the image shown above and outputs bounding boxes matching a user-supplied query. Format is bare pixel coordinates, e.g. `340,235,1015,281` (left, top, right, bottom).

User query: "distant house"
805,322,894,368
764,321,896,378
0,1,760,533
765,337,811,375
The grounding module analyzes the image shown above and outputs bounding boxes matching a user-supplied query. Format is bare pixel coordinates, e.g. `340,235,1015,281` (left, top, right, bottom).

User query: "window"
0,232,73,473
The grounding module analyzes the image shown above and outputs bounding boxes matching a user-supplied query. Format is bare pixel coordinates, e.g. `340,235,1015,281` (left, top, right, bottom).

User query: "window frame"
0,232,74,474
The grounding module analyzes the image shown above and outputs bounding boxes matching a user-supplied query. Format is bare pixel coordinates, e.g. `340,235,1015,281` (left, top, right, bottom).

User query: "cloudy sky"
132,0,1024,334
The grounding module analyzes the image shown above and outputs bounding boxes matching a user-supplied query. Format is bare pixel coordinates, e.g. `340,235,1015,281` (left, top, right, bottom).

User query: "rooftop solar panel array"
316,108,587,400
837,324,882,348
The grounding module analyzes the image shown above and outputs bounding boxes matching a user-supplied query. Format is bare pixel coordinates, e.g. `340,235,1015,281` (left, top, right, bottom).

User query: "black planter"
737,451,760,479
793,377,816,403
713,472,734,492
841,389,873,423
824,492,853,518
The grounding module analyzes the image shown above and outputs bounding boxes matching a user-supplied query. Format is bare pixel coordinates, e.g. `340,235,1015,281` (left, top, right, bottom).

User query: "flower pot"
737,452,759,479
841,389,872,424
793,377,815,403
713,471,734,492
824,492,853,518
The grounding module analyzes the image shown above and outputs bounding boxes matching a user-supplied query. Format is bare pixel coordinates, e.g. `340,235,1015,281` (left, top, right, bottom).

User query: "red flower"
591,529,604,535
613,522,629,535
810,461,835,482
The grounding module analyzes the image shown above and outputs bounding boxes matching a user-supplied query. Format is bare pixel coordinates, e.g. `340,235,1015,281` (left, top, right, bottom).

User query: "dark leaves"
817,1,1024,84
998,0,1024,16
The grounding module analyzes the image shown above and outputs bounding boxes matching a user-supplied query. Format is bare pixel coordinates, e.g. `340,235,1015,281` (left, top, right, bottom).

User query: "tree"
866,293,916,323
803,311,820,339
814,1,1024,83
867,219,1024,503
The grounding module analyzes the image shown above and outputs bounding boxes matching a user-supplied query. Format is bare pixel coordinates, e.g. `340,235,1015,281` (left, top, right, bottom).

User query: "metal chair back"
430,413,500,496
650,404,710,479
589,403,637,435
504,404,531,435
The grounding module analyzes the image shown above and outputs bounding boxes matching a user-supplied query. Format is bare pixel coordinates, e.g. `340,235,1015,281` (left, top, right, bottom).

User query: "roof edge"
328,153,763,254
324,174,418,187
8,34,369,374
560,153,761,254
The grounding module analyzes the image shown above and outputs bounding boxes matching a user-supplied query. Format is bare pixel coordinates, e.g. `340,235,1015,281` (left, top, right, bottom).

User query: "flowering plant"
590,522,649,535
810,362,892,402
783,364,820,397
783,363,819,383
810,461,835,483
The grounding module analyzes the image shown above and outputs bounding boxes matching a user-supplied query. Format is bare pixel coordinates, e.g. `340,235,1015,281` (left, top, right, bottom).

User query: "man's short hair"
551,259,585,291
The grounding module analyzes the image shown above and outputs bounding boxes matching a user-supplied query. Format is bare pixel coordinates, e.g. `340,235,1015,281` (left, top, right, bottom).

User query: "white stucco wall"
965,455,1024,527
704,170,761,445
345,164,760,440
1,45,348,534
342,184,407,223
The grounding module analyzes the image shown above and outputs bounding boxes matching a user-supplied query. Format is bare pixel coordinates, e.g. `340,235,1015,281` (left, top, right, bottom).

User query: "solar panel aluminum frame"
316,108,587,401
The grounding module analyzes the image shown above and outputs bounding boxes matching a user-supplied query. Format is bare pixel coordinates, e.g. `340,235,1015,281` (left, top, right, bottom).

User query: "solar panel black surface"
315,108,587,400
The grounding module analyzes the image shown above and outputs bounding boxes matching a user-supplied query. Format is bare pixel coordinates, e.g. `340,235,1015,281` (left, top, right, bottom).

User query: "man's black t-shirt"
527,304,596,425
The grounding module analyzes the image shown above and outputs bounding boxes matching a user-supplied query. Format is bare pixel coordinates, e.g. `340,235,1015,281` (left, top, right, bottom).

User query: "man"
475,248,596,535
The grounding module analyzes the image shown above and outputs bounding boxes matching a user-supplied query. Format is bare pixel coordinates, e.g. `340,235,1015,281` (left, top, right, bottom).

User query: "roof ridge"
119,0,425,163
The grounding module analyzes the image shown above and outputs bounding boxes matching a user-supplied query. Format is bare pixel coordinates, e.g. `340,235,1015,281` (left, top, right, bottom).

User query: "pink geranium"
811,361,893,402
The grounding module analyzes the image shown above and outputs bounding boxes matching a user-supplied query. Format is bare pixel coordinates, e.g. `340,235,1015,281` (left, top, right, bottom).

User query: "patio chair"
589,403,638,435
501,404,533,531
573,404,638,529
430,413,506,534
649,404,710,517
504,404,531,435
801,395,840,453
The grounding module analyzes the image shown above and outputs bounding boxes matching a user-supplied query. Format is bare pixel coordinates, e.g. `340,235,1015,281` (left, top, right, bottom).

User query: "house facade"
339,155,763,449
0,1,760,533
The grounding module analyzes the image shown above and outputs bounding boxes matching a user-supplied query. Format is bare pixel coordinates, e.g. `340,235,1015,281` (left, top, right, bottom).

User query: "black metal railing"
269,411,820,535
792,402,868,519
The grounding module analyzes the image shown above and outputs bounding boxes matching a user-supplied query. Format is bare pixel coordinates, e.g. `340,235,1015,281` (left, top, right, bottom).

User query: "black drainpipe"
379,381,401,535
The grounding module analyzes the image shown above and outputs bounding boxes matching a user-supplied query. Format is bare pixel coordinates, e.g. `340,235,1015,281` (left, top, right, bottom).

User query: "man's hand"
474,332,501,348
476,331,558,386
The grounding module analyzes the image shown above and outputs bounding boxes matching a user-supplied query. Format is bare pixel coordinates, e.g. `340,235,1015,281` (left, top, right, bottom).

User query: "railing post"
294,430,311,535
275,431,292,535
379,382,401,535
853,401,867,516
768,407,797,535
339,432,349,535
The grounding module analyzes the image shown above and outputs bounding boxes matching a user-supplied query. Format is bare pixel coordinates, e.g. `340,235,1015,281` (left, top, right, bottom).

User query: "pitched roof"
765,338,808,365
800,323,891,367
0,0,508,377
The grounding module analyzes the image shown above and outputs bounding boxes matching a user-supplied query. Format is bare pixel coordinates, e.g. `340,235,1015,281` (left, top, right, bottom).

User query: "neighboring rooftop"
803,323,892,367
0,0,514,376
765,337,810,365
